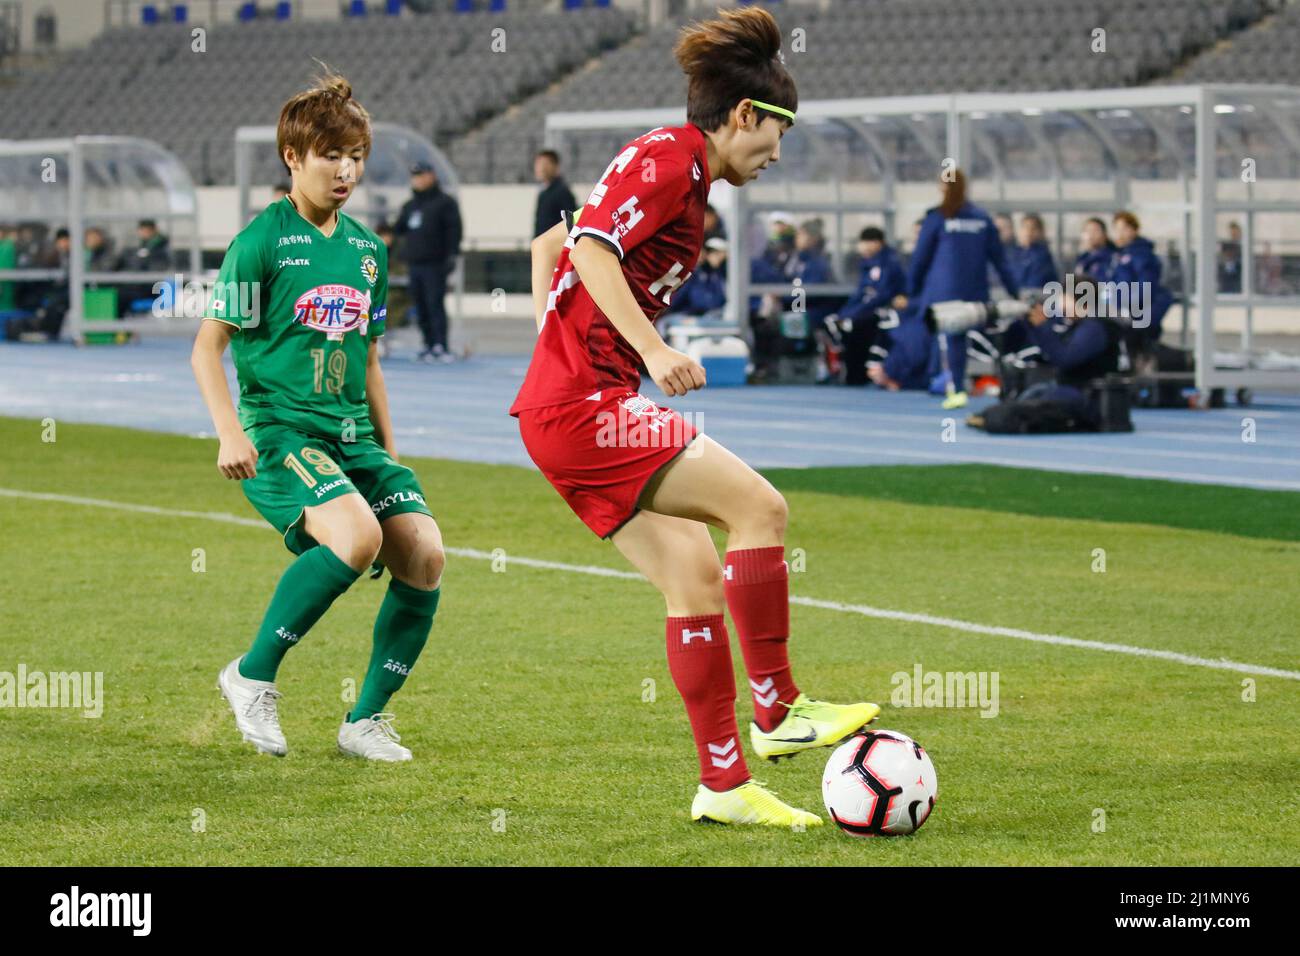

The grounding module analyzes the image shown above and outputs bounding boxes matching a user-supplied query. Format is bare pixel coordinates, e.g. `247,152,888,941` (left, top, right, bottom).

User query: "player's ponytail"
313,63,355,103
276,62,372,173
674,7,797,133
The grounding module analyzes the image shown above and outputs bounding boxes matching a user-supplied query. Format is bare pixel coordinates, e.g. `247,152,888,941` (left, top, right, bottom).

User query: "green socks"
352,579,441,722
238,546,362,682
236,551,438,717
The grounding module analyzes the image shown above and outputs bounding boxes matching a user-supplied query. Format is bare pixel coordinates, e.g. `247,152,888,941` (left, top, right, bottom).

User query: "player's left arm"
366,341,397,459
530,217,570,330
366,242,397,458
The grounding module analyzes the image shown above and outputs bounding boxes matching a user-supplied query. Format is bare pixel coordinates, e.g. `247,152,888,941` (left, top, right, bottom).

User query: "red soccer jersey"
510,122,712,415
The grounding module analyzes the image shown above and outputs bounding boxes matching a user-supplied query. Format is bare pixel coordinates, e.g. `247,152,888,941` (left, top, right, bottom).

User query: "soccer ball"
822,730,937,836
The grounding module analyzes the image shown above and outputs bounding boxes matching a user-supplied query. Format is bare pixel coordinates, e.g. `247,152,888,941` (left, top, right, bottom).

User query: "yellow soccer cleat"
751,693,881,763
690,780,823,828
941,389,969,410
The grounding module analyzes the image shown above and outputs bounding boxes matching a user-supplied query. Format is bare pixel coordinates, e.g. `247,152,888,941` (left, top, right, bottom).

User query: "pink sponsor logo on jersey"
293,284,370,336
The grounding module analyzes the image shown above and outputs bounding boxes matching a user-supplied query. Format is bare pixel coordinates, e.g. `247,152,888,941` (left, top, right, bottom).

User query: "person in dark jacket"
1005,213,1057,294
667,238,728,318
1107,210,1171,350
970,274,1122,431
118,219,172,311
830,226,906,385
867,310,935,392
785,218,836,317
532,149,577,240
702,204,726,242
1217,220,1242,294
907,169,1019,406
395,161,462,361
1074,217,1114,281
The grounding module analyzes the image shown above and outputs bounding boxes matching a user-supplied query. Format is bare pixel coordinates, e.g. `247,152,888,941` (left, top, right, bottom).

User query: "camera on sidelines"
925,298,1029,334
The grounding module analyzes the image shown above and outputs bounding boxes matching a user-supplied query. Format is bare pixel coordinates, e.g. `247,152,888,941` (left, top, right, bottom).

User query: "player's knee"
357,521,385,568
413,544,445,590
701,559,725,597
749,485,788,540
331,515,383,571
667,560,725,614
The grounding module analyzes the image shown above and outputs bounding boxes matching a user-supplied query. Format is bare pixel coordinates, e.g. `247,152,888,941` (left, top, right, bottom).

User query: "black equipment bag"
1092,375,1134,432
998,356,1057,402
980,399,1079,434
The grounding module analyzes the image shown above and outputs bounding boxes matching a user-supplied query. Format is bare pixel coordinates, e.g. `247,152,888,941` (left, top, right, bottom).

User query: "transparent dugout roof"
549,86,1300,201
0,135,197,223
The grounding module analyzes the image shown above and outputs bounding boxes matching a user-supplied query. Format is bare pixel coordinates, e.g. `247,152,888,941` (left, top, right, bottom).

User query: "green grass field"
1,416,1298,865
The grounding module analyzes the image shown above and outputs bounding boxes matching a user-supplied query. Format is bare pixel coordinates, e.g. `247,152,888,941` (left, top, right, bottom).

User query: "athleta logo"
382,659,410,676
293,283,370,338
371,491,426,516
681,626,713,645
707,737,738,769
275,626,300,644
314,478,348,499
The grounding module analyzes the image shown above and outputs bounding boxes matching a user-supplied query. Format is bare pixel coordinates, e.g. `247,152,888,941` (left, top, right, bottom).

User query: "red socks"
665,614,748,792
663,549,800,789
724,547,800,732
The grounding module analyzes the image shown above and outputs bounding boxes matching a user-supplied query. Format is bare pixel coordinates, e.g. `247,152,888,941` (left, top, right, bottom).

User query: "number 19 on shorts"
283,446,341,488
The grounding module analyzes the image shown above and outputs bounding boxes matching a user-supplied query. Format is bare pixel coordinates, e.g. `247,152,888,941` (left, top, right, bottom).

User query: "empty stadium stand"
0,4,633,185
451,0,1280,184
1171,0,1300,83
0,0,1285,186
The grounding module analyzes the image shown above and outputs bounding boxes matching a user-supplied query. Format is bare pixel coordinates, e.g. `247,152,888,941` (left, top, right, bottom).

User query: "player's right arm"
568,236,703,398
566,141,705,397
191,228,268,480
191,320,259,479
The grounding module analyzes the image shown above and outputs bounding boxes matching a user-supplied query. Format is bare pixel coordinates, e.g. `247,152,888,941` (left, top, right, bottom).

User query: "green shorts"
242,423,433,555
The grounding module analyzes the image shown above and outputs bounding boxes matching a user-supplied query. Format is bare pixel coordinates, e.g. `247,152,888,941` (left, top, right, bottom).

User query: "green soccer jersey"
205,197,389,441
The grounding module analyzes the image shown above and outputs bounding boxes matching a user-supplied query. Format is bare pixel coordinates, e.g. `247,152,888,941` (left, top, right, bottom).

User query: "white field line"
3,486,1298,682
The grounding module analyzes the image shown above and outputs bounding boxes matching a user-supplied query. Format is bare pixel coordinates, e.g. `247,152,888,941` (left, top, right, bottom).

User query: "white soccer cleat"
338,713,413,762
217,656,287,756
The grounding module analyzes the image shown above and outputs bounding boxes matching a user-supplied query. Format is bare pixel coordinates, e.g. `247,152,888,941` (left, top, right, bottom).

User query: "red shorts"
517,390,699,538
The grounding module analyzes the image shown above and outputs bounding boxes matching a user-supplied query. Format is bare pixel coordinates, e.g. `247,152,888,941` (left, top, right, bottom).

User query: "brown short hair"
1113,210,1141,232
277,68,372,173
674,7,797,133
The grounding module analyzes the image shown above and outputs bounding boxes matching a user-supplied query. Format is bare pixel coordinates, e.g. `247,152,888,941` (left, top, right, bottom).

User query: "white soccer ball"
822,730,938,836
